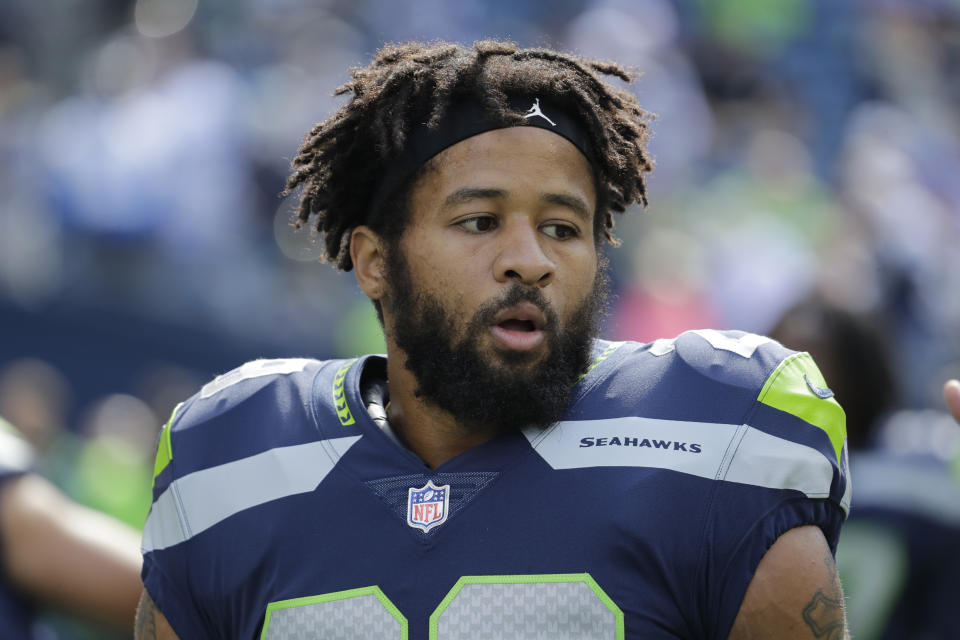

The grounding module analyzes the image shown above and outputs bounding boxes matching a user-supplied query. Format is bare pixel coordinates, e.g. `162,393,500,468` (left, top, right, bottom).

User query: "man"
136,40,851,639
0,417,143,638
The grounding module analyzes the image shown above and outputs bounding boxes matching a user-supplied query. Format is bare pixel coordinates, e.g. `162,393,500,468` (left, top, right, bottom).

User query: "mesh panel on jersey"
264,592,401,639
437,581,618,639
365,472,498,535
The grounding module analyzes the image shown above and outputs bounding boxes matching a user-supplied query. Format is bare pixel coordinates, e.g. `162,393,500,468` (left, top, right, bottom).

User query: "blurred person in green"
0,416,143,639
70,394,158,531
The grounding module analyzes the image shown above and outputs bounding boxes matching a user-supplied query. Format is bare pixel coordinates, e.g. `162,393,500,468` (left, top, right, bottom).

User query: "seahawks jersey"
141,330,850,639
0,419,39,640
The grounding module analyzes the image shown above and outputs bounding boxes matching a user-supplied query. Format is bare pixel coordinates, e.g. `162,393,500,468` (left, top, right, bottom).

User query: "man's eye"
460,217,497,232
542,223,579,240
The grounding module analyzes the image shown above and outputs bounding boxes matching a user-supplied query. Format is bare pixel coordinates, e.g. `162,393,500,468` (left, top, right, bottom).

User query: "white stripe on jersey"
142,435,362,552
200,358,313,399
648,329,773,358
524,417,838,506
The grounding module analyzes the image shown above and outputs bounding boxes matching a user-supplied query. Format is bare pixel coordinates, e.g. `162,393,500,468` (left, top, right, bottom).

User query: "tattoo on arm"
802,590,844,639
801,553,847,640
135,591,158,640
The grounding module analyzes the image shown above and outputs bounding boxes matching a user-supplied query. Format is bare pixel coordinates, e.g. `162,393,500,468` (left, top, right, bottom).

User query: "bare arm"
945,379,960,423
0,473,143,630
134,589,180,639
728,525,849,640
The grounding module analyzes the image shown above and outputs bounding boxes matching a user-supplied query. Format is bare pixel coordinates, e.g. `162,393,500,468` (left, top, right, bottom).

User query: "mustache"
471,284,558,329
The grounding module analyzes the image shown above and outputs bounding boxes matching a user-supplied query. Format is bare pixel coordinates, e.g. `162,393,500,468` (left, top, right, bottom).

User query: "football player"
137,40,852,639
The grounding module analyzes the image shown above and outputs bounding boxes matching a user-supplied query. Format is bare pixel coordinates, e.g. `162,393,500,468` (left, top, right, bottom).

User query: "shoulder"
572,331,849,510
142,356,364,563
178,357,328,426
152,357,355,484
580,330,812,423
633,328,796,391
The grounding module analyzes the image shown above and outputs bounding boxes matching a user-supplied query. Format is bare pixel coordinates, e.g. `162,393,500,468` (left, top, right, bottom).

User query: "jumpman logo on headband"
523,98,556,126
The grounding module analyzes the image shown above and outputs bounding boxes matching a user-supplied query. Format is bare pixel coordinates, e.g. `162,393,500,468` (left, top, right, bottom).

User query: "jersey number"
260,573,624,640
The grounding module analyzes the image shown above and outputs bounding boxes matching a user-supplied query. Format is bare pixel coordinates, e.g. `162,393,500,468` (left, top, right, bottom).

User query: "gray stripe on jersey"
523,417,835,500
437,581,616,639
264,593,401,640
142,435,362,552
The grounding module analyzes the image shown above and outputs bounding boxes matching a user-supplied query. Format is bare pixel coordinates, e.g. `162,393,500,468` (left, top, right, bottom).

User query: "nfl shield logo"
407,481,450,532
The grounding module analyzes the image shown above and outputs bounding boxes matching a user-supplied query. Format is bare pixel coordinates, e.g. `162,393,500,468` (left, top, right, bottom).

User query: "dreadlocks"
283,39,655,271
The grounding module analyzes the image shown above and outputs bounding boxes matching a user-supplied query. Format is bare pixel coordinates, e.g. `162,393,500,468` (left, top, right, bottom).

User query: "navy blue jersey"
142,331,849,639
0,419,39,640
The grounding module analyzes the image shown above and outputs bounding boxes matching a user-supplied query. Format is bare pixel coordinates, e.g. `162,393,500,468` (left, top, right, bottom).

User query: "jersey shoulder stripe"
142,434,362,552
524,417,835,500
757,351,846,465
199,358,314,399
152,402,182,479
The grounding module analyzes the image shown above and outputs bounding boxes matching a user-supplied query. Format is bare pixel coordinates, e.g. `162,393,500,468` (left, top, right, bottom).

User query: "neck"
384,348,499,468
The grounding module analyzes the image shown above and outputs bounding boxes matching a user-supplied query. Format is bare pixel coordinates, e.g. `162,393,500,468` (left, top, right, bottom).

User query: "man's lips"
489,302,548,351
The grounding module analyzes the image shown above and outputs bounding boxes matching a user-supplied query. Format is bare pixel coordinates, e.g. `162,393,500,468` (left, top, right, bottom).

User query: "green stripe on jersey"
153,402,182,479
757,352,846,464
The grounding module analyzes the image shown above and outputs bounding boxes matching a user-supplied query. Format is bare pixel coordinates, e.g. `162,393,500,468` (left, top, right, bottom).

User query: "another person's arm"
728,525,849,640
0,472,143,630
945,379,960,423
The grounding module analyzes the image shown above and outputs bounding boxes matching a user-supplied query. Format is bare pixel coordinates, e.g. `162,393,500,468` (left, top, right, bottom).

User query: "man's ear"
350,225,387,301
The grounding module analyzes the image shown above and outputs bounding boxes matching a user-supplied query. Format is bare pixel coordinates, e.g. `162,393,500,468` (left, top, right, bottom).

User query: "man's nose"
493,221,555,287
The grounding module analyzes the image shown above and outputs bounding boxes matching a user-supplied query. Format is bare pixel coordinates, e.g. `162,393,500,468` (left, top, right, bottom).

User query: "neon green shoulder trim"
757,352,846,465
577,342,624,382
332,360,356,426
153,402,183,479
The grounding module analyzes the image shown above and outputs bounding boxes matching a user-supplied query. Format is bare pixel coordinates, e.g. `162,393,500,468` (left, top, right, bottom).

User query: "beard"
383,247,609,435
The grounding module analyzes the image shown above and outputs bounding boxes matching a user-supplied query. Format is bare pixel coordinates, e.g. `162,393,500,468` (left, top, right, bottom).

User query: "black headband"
365,94,597,226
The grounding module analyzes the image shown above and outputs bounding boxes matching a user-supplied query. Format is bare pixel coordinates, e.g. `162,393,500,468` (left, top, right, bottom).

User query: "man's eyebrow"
441,187,592,222
542,192,592,222
441,188,506,209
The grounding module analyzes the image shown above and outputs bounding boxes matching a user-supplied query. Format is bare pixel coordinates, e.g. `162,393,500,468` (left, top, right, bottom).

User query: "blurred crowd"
1,0,959,638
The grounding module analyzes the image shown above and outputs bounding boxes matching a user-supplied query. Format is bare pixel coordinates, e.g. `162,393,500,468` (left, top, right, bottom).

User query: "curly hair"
283,39,655,271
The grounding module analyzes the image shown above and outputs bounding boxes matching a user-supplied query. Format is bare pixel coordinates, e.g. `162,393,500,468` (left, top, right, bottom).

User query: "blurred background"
0,0,958,638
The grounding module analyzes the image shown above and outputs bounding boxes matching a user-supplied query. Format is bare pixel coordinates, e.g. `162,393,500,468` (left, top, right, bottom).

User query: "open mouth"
497,319,537,332
489,302,547,351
